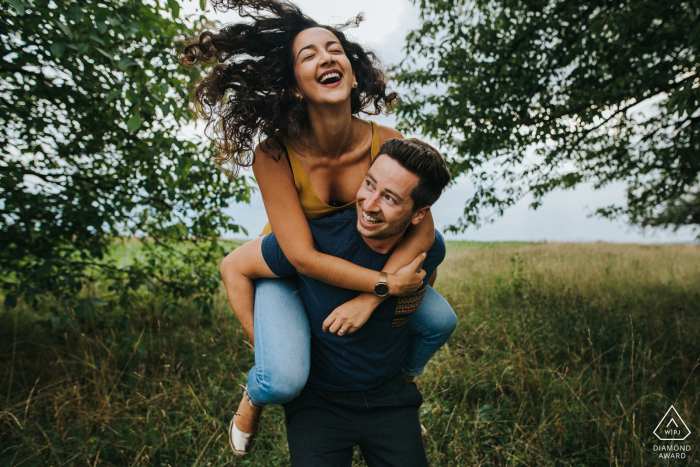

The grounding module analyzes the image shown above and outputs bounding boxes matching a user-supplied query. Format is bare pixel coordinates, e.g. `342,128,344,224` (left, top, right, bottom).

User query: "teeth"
320,72,340,83
362,211,383,224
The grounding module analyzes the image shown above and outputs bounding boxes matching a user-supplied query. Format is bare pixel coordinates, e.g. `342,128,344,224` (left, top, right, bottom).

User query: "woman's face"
291,27,356,107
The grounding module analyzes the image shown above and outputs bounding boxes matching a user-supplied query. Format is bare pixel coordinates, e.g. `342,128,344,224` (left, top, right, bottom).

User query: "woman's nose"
318,49,335,66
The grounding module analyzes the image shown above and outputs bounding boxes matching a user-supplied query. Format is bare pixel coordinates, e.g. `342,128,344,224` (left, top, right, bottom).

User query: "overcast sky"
181,0,698,243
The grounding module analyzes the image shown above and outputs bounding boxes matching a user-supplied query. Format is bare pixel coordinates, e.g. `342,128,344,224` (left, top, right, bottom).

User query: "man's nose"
363,192,381,211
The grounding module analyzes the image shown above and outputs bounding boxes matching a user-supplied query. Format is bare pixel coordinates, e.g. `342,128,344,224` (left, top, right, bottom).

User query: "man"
223,138,452,466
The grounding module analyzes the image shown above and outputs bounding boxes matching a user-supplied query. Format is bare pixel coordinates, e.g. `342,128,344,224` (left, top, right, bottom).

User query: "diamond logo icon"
654,405,691,441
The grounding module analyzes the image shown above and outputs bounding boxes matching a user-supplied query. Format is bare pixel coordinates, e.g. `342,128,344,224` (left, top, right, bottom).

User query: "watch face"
374,283,389,297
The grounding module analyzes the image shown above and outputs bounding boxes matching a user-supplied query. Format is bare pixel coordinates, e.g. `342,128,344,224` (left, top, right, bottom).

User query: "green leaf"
4,293,17,309
7,0,26,15
50,316,63,329
95,47,113,60
117,58,138,71
50,316,78,331
24,287,37,305
61,274,77,287
36,260,53,278
50,43,66,57
106,90,121,102
54,20,74,39
90,34,106,47
74,298,99,319
200,0,207,11
167,0,180,18
106,16,121,27
178,156,194,176
67,5,84,22
126,113,143,132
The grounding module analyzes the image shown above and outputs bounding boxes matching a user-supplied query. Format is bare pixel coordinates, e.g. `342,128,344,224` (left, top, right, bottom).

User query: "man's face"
355,155,429,240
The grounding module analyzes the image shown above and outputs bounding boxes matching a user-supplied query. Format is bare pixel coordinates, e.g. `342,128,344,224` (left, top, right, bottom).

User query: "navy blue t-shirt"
261,209,445,391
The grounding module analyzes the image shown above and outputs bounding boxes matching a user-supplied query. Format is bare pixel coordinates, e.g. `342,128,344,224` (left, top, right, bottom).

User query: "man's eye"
385,195,395,204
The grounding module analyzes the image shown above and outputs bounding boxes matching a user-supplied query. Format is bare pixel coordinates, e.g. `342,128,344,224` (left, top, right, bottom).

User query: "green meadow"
1,241,699,466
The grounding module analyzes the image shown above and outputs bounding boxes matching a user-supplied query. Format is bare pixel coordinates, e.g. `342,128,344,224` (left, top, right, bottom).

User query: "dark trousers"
283,373,429,467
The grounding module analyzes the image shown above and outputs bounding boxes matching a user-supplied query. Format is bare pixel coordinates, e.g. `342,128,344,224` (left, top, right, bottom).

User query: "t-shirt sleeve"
261,233,297,278
422,229,446,285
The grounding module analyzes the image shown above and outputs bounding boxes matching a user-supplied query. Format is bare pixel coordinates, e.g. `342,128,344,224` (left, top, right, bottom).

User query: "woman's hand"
322,294,378,335
323,253,427,335
387,253,426,297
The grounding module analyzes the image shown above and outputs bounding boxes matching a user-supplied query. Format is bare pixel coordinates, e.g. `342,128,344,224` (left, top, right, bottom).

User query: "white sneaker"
229,416,257,458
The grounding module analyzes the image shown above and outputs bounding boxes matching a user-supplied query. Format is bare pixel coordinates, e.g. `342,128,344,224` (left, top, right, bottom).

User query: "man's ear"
410,206,430,225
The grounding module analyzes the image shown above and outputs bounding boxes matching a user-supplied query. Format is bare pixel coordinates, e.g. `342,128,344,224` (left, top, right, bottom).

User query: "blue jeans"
246,278,457,406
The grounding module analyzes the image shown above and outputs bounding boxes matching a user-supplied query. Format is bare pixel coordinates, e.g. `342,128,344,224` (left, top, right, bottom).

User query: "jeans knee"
250,369,308,405
427,307,457,346
443,309,458,336
263,377,306,405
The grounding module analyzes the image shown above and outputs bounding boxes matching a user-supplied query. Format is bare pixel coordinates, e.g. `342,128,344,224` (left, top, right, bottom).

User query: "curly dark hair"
180,0,398,177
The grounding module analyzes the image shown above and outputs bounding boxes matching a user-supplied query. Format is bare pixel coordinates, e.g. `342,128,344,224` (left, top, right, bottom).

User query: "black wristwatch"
373,272,389,297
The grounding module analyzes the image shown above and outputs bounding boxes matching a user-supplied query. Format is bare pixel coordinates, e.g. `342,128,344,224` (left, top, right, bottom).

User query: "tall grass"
1,241,699,466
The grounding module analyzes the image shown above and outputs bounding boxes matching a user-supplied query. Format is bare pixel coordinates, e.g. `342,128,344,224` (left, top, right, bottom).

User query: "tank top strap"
282,141,308,194
261,122,379,236
370,120,380,161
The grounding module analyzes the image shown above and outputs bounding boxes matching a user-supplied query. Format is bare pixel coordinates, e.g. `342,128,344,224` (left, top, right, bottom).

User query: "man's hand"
323,294,382,335
387,253,426,297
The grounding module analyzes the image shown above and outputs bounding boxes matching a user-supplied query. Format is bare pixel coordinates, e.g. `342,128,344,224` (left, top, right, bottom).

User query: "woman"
180,0,457,457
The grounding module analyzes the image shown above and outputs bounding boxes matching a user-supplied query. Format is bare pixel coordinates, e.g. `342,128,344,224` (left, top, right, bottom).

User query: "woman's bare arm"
322,211,436,335
321,126,437,334
249,141,424,295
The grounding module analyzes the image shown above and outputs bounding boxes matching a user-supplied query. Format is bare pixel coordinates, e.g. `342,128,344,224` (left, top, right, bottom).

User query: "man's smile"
360,209,385,228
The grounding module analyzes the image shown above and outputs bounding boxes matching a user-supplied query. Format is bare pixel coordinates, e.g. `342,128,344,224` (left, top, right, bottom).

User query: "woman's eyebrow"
296,40,341,58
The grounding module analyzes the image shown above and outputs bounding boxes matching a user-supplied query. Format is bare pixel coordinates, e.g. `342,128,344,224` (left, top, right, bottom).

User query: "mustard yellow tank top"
261,120,381,235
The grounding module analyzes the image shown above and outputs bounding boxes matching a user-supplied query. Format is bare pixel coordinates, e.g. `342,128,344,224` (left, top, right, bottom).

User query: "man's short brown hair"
374,138,452,210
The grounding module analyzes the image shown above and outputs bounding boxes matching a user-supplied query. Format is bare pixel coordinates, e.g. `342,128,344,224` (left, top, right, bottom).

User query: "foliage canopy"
395,0,700,234
0,0,251,318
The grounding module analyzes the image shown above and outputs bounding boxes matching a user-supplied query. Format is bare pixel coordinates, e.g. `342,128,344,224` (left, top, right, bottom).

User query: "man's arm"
220,237,279,345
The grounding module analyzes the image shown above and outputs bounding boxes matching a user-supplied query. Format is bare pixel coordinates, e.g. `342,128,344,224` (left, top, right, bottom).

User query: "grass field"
1,241,699,466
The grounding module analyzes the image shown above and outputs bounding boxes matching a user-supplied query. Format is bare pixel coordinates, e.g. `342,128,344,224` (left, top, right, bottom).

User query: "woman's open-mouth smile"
318,69,343,88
